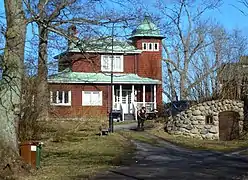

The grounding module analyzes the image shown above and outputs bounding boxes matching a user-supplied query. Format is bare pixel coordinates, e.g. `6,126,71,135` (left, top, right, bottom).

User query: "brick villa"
48,16,164,121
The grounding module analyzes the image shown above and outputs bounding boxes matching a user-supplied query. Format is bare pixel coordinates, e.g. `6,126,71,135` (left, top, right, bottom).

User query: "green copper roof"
48,69,161,84
131,16,164,38
68,38,142,54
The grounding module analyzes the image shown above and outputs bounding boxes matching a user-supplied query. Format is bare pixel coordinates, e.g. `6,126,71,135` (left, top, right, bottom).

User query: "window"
82,91,102,106
142,43,147,50
149,43,153,50
142,42,159,51
50,90,71,106
101,55,123,72
154,43,159,51
205,115,214,125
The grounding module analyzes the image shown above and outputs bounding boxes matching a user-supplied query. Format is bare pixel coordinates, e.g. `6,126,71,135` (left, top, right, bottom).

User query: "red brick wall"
124,54,137,73
134,38,163,81
133,37,163,108
62,53,137,74
49,84,109,118
71,53,101,72
55,37,164,115
48,83,162,118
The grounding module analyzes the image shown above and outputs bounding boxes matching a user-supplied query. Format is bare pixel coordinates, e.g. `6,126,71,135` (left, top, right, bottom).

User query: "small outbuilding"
166,99,244,140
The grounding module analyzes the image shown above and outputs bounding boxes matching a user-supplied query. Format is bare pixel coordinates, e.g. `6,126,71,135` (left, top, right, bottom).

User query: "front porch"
111,84,157,121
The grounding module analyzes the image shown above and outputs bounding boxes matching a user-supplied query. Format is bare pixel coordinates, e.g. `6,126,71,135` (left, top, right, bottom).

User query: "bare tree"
153,0,247,102
234,0,248,15
0,0,26,171
22,0,137,120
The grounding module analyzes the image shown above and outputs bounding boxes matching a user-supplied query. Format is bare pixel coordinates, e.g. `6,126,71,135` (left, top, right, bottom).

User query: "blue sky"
0,1,247,34
0,1,247,46
0,0,247,67
0,0,247,102
204,1,248,33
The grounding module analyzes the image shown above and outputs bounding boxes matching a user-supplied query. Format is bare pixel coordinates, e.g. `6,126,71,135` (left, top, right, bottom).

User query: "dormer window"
142,42,159,51
101,55,123,72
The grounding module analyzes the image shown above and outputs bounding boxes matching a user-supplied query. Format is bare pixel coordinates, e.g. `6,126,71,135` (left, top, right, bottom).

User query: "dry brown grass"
119,131,161,146
20,120,134,180
148,122,248,152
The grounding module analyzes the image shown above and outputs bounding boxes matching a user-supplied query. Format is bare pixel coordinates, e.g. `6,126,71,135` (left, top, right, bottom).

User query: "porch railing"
135,102,155,113
113,102,120,110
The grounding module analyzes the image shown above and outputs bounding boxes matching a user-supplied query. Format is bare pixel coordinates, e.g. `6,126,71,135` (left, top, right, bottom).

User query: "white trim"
68,49,142,54
154,85,157,109
50,90,72,106
120,85,122,104
101,55,124,72
148,43,153,51
143,85,145,106
142,42,147,50
68,91,72,105
141,42,160,51
131,85,134,103
112,85,115,108
154,43,159,51
48,80,161,85
82,91,102,106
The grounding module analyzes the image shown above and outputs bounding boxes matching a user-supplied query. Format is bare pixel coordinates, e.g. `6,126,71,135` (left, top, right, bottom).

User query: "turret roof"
131,16,164,38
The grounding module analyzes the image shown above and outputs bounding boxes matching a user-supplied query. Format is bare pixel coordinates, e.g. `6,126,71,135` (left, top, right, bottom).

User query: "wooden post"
143,85,145,106
120,85,122,104
131,85,134,103
154,85,157,109
56,91,59,104
112,85,115,109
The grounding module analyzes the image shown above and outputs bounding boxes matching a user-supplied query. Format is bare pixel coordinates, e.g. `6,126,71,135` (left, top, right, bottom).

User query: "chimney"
68,25,79,49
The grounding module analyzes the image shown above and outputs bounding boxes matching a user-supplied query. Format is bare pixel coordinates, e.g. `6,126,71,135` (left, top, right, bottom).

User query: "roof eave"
48,80,161,85
129,35,165,39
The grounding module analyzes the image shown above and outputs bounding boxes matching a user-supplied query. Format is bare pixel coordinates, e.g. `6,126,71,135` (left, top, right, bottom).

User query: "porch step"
124,114,135,121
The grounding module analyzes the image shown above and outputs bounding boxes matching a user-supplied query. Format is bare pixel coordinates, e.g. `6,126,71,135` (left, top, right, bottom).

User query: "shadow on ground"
91,131,248,180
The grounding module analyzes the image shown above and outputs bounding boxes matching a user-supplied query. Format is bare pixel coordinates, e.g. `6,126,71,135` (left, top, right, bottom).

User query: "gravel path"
113,122,137,131
92,131,248,180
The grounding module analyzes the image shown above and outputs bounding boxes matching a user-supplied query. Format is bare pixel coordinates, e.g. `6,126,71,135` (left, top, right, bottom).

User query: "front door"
117,90,132,114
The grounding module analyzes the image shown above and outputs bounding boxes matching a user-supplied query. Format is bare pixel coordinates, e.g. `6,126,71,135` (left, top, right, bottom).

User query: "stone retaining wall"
166,99,244,140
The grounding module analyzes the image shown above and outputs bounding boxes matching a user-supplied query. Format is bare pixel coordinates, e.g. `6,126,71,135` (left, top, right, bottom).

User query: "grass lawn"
148,122,248,152
119,130,161,146
21,120,135,180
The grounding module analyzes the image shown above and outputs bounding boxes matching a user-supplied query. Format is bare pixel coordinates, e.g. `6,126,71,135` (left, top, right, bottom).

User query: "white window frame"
50,90,71,106
82,91,102,106
148,43,153,51
142,42,159,51
154,43,159,51
142,42,147,50
101,55,123,72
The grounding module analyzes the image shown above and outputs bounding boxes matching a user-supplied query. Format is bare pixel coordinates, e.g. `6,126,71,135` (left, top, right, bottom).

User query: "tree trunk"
36,25,49,121
180,72,187,100
0,0,26,152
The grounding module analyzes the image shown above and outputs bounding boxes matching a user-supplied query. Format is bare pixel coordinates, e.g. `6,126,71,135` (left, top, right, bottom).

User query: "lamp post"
109,22,114,133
